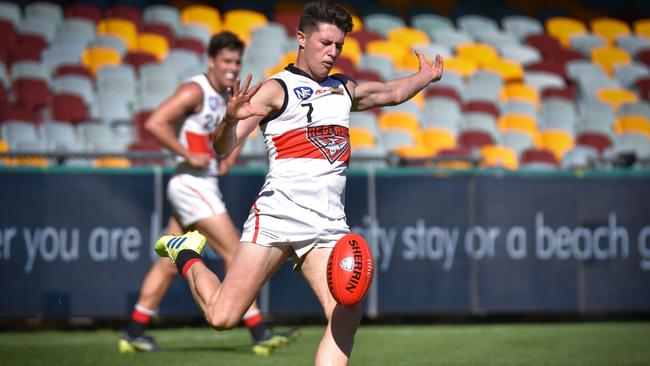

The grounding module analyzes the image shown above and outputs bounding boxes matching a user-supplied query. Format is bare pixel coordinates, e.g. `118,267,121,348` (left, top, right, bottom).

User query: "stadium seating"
0,0,647,170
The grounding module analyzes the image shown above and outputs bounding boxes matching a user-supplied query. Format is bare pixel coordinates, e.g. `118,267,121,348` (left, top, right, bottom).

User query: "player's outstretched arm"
213,75,282,155
349,51,443,111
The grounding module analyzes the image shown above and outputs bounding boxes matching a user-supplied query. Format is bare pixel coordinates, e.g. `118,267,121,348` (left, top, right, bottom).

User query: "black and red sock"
243,309,268,342
126,305,156,338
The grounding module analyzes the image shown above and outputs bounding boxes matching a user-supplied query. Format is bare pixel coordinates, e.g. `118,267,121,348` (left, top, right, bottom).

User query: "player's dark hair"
207,31,244,58
298,1,353,34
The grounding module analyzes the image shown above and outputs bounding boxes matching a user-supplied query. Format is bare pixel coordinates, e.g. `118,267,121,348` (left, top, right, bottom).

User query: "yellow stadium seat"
480,145,519,170
614,115,650,137
341,37,361,65
412,91,425,109
94,157,132,168
500,83,540,108
13,156,49,168
422,128,456,155
378,112,421,136
81,47,121,75
596,88,638,111
97,18,137,50
0,139,11,165
442,57,478,78
455,43,499,67
633,19,650,39
498,114,539,136
546,17,588,48
365,40,409,66
394,144,435,161
400,51,431,72
483,59,525,83
351,14,362,32
590,17,631,45
387,27,430,49
137,33,169,61
222,9,268,43
591,47,632,76
541,130,574,161
181,5,221,34
350,127,376,148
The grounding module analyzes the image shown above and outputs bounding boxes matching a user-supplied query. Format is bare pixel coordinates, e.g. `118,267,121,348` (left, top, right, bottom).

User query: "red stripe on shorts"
181,176,216,215
252,202,260,243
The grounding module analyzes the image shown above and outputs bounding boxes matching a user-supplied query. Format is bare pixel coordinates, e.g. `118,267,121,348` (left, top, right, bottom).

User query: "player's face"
298,22,345,80
208,47,242,91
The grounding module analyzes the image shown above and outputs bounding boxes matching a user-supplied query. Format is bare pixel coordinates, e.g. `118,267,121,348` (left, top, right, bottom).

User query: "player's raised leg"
156,233,291,332
300,247,363,366
194,213,297,354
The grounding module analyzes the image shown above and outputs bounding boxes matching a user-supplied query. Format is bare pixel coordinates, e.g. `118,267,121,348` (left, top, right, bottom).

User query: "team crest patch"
307,125,350,163
293,86,313,100
208,96,219,111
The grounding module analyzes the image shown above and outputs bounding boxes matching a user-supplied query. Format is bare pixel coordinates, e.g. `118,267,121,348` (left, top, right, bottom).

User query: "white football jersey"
175,73,227,177
260,65,352,219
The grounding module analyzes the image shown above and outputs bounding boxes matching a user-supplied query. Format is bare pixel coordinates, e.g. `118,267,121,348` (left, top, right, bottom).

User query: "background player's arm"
145,83,210,167
347,51,444,111
213,76,280,155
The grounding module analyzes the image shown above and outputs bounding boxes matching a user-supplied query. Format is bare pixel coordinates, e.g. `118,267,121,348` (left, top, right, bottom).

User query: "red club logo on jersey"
307,125,350,164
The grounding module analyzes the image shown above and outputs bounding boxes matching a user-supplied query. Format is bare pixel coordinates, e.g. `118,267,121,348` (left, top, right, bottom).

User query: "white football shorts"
167,174,226,227
240,188,349,266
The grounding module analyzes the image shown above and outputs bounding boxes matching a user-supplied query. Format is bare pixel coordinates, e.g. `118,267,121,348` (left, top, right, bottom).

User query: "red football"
326,233,374,307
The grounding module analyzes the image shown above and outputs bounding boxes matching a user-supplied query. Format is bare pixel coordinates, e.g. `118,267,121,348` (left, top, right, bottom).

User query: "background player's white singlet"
175,74,227,177
242,65,352,250
168,74,228,226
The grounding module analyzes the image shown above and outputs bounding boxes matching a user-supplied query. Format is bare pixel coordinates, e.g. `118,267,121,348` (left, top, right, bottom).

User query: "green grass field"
1,322,649,365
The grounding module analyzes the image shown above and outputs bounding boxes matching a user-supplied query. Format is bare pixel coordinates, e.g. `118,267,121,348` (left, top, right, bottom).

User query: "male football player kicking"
156,1,443,364
119,32,298,356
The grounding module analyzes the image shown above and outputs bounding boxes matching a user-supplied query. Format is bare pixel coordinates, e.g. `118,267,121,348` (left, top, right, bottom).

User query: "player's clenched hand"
414,50,444,84
186,152,212,168
224,74,271,123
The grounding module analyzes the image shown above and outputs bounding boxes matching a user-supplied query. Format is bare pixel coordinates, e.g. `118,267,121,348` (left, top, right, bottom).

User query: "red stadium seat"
143,23,176,48
274,12,300,36
134,110,156,142
637,49,650,69
576,132,612,155
636,78,650,101
0,85,6,108
553,49,584,65
526,61,567,80
13,78,51,114
334,56,356,76
463,101,500,118
353,70,382,82
0,104,35,123
348,29,384,52
65,4,103,23
52,93,88,125
123,51,157,72
54,65,94,81
459,130,495,148
7,34,47,66
106,5,143,30
521,148,558,166
426,87,463,105
0,19,16,54
526,34,562,59
541,86,577,101
174,37,205,56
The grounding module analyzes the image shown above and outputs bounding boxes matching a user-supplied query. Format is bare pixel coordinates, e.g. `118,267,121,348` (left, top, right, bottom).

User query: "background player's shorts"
167,174,226,227
241,188,349,268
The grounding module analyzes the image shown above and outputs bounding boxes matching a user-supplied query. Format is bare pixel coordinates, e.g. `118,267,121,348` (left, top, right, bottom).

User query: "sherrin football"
327,233,374,307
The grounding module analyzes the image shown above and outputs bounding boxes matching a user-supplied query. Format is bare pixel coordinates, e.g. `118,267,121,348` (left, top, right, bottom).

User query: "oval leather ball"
326,233,374,307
